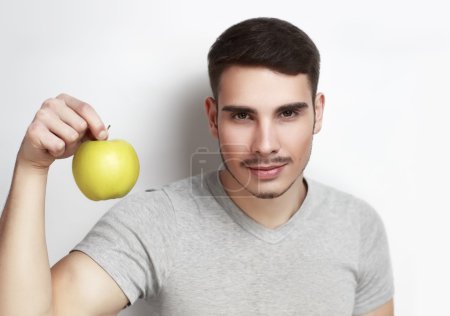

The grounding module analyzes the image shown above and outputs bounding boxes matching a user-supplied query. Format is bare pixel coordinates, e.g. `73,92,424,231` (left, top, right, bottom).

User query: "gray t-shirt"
72,171,394,315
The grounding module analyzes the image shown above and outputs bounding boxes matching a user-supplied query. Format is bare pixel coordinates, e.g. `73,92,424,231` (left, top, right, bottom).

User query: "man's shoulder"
306,177,380,221
161,173,207,196
134,173,210,211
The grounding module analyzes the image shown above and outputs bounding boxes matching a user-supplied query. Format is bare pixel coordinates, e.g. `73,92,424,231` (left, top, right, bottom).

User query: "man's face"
205,65,324,199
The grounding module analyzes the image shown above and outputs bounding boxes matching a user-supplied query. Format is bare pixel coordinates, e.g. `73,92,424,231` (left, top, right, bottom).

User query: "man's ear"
204,96,219,138
313,93,325,134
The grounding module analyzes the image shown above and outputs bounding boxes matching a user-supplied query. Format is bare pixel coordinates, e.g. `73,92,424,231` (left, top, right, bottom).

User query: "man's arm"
0,94,128,315
51,250,129,315
358,299,394,316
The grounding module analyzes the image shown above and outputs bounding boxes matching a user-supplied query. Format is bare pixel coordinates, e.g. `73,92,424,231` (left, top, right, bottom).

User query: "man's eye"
233,112,250,120
281,110,296,118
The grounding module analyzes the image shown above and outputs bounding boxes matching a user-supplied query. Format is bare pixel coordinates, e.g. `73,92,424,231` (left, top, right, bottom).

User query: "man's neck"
219,170,307,229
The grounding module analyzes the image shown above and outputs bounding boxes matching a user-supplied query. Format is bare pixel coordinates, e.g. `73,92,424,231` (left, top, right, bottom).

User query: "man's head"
208,17,320,102
204,18,324,200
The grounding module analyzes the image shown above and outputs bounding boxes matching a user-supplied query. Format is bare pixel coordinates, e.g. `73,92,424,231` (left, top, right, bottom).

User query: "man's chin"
242,181,288,199
246,175,303,199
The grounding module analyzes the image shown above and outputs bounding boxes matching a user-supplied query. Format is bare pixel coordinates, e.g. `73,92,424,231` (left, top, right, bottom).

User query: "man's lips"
238,157,292,180
246,164,287,179
247,164,287,171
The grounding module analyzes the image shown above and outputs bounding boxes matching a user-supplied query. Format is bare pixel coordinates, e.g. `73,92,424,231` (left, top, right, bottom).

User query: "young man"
0,18,394,315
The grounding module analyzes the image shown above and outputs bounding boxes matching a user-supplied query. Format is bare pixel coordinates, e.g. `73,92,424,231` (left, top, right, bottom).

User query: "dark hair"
208,17,320,101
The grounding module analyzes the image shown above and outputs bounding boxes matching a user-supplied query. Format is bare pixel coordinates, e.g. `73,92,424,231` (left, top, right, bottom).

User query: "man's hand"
17,93,108,172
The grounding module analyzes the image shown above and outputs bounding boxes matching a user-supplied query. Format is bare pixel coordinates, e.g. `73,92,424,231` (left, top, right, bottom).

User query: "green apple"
72,139,140,201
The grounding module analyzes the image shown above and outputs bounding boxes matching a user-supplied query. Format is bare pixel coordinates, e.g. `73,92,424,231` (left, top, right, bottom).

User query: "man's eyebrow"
276,102,309,113
221,105,257,114
221,102,309,114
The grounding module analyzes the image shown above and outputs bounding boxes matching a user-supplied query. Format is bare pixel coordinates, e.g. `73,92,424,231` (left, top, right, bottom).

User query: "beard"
218,141,313,199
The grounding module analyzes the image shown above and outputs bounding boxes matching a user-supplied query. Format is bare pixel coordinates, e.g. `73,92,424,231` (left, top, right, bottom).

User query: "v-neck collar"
204,170,317,244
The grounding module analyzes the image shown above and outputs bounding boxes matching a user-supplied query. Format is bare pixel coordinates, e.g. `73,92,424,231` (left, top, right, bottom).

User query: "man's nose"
250,119,280,156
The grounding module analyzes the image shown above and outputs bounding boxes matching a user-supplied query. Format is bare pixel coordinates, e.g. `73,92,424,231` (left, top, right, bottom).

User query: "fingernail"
98,130,107,140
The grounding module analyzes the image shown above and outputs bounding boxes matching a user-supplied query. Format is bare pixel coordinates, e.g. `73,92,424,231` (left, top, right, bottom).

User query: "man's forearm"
0,161,53,316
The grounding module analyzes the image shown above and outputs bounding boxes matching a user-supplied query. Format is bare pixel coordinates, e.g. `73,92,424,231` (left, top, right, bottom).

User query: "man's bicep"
50,250,129,316
356,299,394,316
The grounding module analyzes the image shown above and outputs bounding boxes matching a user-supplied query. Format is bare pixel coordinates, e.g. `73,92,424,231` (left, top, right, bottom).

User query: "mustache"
240,156,293,167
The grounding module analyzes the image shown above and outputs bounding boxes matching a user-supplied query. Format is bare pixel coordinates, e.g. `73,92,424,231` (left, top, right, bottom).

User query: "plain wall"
1,1,449,315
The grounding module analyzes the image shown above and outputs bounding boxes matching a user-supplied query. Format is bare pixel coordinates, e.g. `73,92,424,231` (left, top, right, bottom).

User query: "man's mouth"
246,164,287,179
247,164,286,171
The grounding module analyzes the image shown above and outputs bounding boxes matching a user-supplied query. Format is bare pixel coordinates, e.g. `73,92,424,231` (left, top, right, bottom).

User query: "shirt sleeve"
71,189,177,305
353,202,395,315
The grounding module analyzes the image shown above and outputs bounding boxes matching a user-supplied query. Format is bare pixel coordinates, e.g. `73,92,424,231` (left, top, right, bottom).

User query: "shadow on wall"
167,72,222,180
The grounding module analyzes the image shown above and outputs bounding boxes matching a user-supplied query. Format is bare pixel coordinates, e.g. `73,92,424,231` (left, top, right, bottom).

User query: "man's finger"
56,93,108,140
55,104,88,135
29,121,66,157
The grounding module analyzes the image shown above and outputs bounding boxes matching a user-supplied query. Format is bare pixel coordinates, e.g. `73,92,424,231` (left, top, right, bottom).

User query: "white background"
1,1,449,315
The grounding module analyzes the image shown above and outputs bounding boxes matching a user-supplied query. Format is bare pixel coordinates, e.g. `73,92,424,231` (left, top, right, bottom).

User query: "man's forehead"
217,66,313,106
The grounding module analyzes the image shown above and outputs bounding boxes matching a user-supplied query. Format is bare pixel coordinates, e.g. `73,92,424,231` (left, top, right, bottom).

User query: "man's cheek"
221,126,250,142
